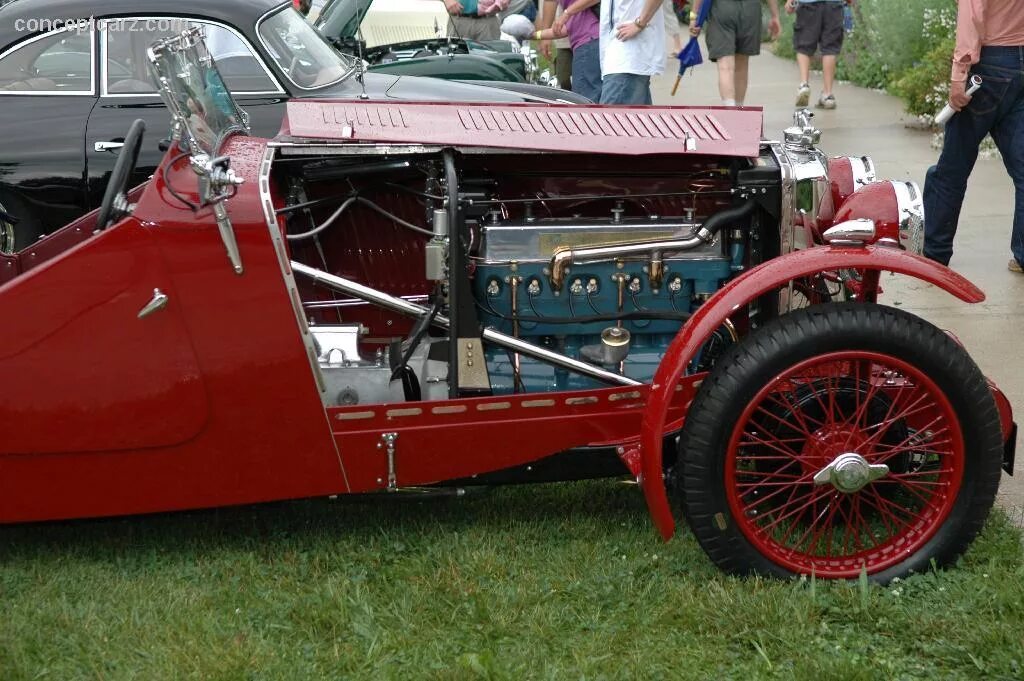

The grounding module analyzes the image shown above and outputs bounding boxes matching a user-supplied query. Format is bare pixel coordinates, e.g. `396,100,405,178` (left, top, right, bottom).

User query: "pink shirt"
952,0,1024,81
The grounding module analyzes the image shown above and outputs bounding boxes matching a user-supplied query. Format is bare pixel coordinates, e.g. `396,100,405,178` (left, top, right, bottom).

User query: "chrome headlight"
850,155,876,189
892,180,924,255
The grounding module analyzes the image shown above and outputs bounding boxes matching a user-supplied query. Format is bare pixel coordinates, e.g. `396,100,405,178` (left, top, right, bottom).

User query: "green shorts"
706,0,763,61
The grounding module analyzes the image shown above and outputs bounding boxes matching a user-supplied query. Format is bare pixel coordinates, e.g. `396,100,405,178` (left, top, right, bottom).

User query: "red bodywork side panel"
284,101,764,157
330,386,692,493
640,245,988,540
0,221,207,454
0,137,348,523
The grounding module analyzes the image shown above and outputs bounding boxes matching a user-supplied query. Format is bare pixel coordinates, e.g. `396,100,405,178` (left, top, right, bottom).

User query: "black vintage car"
0,0,580,250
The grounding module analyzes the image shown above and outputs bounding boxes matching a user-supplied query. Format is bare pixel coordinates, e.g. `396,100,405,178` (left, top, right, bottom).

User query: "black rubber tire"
675,303,1003,583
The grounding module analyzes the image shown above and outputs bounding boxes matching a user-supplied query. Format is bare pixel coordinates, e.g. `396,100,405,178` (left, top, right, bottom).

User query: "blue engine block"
473,256,738,394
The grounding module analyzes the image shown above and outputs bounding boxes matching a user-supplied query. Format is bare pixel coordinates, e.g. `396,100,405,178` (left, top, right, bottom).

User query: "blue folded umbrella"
672,0,713,94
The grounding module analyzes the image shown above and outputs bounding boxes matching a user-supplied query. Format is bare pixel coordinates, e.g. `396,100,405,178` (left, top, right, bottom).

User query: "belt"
980,45,1024,55
456,12,488,18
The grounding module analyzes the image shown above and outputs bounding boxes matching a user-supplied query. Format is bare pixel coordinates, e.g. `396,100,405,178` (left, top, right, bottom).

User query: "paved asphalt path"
649,45,1024,522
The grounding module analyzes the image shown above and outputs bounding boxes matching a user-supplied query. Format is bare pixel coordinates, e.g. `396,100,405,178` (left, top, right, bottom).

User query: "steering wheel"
96,118,146,230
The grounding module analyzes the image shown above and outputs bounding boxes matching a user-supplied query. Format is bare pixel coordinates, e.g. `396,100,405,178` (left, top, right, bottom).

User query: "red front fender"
639,245,985,540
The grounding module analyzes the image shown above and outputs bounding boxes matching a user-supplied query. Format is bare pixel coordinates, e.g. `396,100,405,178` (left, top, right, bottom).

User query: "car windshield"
147,27,249,157
258,6,355,90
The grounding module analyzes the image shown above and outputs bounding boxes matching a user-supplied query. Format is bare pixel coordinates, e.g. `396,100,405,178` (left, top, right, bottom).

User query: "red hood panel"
284,101,764,157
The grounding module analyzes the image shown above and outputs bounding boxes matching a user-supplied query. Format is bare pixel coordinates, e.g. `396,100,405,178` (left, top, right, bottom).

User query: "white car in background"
311,0,567,92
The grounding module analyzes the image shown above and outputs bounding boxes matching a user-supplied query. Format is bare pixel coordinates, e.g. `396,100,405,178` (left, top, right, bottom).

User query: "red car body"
0,59,1014,580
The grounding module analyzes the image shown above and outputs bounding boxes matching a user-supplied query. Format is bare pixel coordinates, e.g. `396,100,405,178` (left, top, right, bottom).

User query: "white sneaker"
818,94,837,110
796,83,810,107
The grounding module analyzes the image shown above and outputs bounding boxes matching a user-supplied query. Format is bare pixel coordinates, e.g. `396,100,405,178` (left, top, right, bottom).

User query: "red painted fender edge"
639,245,986,541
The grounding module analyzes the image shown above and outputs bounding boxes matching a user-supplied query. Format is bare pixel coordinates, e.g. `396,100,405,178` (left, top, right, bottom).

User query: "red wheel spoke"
775,496,811,549
857,490,897,538
875,475,945,512
735,467,804,481
741,472,814,514
796,495,842,555
864,393,940,440
869,419,947,458
753,405,815,441
842,361,880,448
861,486,919,532
868,439,954,460
848,496,877,550
801,361,843,429
833,496,862,554
850,379,917,448
884,468,955,479
871,424,951,466
755,487,832,535
765,389,824,436
739,428,807,460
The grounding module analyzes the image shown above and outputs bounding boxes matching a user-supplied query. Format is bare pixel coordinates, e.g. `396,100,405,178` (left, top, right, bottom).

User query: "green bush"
773,0,958,119
890,5,957,118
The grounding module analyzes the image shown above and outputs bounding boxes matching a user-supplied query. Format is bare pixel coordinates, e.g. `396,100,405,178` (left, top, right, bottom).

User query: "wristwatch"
633,17,648,29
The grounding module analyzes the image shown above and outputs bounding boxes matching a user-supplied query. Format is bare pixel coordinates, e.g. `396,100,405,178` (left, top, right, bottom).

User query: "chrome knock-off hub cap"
813,452,889,493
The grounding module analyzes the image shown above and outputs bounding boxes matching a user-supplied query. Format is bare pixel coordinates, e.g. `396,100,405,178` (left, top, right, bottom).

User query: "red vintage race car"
0,29,1014,582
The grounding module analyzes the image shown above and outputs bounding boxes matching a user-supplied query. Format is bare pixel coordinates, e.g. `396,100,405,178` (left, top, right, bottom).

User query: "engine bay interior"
273,148,783,408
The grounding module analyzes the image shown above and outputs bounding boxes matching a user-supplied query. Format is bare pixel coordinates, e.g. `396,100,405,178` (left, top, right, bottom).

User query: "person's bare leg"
734,54,749,105
717,55,736,105
822,54,837,95
797,52,812,85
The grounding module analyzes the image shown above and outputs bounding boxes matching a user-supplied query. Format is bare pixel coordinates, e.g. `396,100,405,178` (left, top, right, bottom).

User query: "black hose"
286,195,434,240
391,286,443,381
700,198,757,240
301,159,411,182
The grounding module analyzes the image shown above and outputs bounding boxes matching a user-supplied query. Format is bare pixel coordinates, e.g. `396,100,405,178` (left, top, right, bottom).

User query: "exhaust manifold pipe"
548,199,758,292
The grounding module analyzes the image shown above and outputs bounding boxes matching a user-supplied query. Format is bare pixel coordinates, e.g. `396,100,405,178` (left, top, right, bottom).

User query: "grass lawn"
1,480,1022,679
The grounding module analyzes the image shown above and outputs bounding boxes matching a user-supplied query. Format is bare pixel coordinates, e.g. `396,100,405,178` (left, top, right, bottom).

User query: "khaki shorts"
706,0,763,61
448,15,501,42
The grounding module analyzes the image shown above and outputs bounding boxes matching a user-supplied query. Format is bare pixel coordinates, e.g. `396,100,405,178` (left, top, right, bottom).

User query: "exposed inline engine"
280,151,783,406
473,210,742,393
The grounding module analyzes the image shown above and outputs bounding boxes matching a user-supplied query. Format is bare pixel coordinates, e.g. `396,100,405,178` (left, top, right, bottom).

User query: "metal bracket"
192,154,246,275
378,432,398,490
457,339,491,391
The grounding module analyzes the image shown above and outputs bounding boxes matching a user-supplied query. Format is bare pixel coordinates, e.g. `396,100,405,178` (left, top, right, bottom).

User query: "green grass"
2,481,1022,679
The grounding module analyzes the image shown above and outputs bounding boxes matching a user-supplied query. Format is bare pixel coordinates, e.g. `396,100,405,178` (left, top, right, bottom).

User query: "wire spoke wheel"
676,303,1003,582
727,351,962,577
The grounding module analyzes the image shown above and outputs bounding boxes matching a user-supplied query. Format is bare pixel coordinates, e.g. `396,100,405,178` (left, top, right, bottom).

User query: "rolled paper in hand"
934,75,983,126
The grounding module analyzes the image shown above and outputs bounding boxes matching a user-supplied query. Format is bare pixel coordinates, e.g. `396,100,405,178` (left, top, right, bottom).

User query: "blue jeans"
599,73,652,105
571,39,602,103
923,46,1024,266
